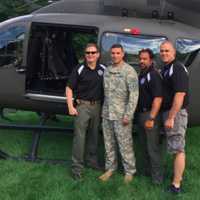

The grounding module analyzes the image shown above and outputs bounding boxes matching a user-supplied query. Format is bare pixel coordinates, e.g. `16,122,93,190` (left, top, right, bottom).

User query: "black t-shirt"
67,62,106,101
161,60,189,111
137,65,163,112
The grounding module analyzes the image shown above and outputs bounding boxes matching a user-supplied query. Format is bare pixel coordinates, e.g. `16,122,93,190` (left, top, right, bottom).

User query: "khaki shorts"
162,109,188,154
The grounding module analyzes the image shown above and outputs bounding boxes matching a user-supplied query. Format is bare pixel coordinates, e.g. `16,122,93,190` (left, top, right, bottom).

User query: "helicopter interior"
25,23,97,96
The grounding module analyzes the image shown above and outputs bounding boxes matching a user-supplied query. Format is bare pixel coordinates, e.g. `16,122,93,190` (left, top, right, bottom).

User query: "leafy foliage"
0,0,49,22
73,33,97,61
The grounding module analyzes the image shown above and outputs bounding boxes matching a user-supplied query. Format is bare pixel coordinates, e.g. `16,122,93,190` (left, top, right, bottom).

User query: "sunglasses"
160,49,170,53
85,51,97,55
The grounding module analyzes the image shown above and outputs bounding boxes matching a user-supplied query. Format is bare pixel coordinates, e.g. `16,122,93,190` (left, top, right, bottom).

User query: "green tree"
0,0,49,22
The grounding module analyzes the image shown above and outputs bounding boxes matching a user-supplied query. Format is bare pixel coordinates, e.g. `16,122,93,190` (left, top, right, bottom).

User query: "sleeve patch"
78,65,85,75
169,64,174,77
147,72,151,82
181,64,189,74
100,64,106,70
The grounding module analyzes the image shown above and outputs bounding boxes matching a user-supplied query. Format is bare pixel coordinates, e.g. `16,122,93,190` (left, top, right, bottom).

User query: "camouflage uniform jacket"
102,62,139,120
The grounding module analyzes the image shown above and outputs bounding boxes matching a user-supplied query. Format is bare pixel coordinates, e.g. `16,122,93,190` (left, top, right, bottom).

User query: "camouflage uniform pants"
71,102,101,174
162,109,188,154
102,118,136,175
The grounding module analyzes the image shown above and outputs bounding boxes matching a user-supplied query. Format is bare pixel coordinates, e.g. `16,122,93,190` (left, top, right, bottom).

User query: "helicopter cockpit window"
176,38,200,67
101,32,166,71
0,26,25,68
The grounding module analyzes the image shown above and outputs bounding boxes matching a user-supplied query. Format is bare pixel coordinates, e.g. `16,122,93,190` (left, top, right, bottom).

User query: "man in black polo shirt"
137,48,163,184
160,41,189,194
66,43,106,179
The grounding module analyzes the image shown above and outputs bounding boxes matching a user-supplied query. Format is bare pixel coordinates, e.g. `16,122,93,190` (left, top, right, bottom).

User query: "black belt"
76,99,100,105
138,108,151,113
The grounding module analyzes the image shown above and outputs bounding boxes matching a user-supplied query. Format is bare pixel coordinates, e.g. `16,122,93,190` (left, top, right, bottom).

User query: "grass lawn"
0,110,199,200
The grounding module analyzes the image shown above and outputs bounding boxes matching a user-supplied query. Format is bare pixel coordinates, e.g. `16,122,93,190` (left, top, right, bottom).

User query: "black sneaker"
72,172,82,180
152,173,164,185
167,184,181,194
87,161,104,171
152,178,163,185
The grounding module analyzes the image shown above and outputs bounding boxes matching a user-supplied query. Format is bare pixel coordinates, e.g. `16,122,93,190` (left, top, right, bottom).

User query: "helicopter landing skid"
0,113,73,164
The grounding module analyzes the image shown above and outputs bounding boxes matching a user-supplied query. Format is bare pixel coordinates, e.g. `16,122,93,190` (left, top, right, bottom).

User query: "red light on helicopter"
130,28,141,35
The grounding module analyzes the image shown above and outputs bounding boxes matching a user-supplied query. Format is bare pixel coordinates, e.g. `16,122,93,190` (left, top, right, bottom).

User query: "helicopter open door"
25,22,98,103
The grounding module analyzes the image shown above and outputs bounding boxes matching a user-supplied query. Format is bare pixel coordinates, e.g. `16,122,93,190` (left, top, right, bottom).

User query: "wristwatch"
149,116,155,121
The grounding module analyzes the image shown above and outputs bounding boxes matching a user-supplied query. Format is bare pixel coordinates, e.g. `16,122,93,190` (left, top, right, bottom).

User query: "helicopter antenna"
159,0,166,19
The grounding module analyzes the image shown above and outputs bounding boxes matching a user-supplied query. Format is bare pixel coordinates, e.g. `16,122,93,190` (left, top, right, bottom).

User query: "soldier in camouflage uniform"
99,44,138,184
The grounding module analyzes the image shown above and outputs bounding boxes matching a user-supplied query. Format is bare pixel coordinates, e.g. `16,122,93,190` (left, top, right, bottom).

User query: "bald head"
160,41,176,64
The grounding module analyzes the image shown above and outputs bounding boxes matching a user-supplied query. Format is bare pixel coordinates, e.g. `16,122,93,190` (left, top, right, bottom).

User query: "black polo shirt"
67,62,106,101
137,65,163,112
161,60,189,111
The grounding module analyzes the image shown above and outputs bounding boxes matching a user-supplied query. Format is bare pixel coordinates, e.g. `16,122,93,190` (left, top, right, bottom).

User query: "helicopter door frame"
24,93,66,103
0,20,29,108
25,22,99,103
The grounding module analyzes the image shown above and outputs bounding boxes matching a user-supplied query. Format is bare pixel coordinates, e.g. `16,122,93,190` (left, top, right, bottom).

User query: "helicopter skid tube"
0,122,73,164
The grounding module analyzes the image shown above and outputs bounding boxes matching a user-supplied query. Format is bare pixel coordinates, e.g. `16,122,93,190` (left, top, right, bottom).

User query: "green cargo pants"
71,101,101,174
137,112,164,183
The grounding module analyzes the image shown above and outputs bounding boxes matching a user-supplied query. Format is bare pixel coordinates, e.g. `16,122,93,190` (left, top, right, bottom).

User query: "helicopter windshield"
101,32,200,69
176,38,200,66
0,26,26,68
101,32,166,69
